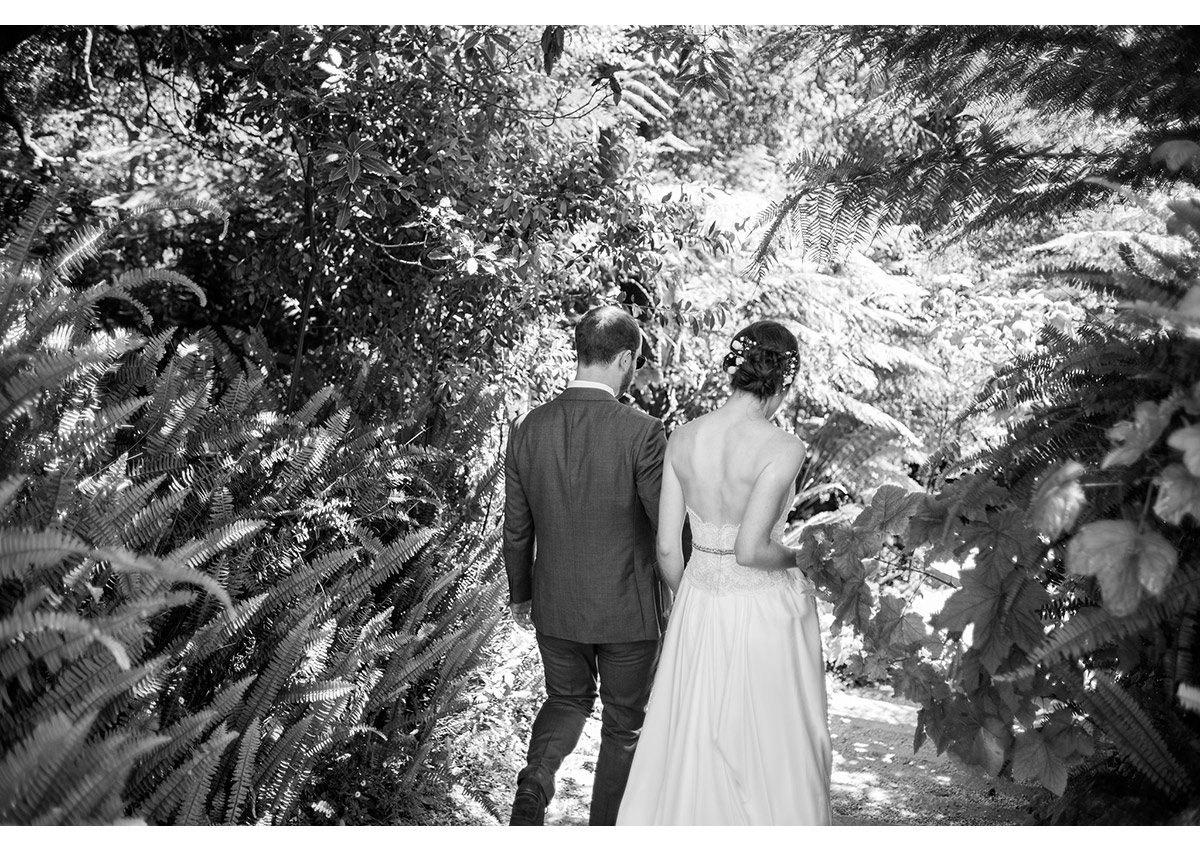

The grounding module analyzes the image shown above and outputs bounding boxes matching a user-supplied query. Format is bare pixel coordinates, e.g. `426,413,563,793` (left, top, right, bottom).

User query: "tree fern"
754,26,1199,271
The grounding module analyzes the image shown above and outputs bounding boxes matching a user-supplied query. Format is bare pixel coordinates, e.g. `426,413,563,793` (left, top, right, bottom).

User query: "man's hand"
509,600,534,632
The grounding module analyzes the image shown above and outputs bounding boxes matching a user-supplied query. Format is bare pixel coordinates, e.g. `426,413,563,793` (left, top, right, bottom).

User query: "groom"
503,305,668,826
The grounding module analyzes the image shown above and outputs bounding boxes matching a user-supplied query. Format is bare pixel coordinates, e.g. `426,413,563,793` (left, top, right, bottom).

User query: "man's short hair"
575,306,641,366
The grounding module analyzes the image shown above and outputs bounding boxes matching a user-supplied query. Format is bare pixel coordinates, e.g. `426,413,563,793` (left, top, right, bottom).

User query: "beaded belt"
691,541,735,556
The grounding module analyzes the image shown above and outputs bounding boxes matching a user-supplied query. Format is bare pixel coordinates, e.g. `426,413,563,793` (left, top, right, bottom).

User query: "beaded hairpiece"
723,334,800,387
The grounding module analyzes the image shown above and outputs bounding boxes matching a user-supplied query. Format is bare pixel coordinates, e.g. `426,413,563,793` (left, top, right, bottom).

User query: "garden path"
532,678,1040,826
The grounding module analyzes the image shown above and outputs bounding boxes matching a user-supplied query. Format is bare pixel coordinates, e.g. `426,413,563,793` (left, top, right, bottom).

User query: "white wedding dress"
616,507,832,825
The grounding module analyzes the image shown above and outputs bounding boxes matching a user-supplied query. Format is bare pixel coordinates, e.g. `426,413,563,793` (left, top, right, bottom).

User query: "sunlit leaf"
1028,460,1087,539
1167,423,1200,476
1153,463,1200,524
1102,401,1170,469
1066,520,1177,616
1150,139,1200,173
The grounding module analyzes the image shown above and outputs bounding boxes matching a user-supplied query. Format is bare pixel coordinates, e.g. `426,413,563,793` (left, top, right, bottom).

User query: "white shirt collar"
566,379,616,397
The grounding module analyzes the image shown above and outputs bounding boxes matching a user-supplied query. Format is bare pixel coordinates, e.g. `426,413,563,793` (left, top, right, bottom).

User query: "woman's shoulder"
759,425,806,462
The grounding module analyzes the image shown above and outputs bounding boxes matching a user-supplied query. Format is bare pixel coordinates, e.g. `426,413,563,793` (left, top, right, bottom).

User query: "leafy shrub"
794,168,1200,820
0,191,507,824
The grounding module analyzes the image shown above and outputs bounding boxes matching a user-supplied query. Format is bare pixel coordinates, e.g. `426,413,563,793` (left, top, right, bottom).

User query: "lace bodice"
685,507,808,596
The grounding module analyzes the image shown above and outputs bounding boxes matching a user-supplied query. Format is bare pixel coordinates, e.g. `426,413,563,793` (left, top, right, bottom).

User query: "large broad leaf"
1028,460,1087,539
923,692,1012,777
869,593,929,653
891,657,952,706
1151,139,1200,173
954,507,1038,568
1154,463,1200,524
852,484,925,538
939,475,1011,524
933,514,1047,673
905,493,952,555
1167,424,1200,477
1012,727,1069,795
831,561,874,634
1066,520,1178,616
1102,401,1171,469
1011,708,1094,796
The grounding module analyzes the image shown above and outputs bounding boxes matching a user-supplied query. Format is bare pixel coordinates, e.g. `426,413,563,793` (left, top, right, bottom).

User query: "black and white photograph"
0,13,1198,831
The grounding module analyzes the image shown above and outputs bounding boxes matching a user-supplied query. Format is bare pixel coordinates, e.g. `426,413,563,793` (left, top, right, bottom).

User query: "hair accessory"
723,333,800,388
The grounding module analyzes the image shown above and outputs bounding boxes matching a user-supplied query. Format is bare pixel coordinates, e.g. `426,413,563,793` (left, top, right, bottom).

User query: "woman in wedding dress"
616,320,832,826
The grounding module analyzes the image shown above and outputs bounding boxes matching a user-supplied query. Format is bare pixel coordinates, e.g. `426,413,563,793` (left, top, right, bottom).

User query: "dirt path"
537,679,1039,826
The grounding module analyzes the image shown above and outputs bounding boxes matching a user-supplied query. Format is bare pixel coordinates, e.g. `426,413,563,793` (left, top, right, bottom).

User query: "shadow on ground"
504,678,1041,826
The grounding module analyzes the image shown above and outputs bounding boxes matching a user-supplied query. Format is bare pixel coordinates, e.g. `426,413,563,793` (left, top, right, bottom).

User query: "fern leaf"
0,474,28,519
0,710,97,822
0,609,132,670
163,519,267,572
1,337,139,426
1000,568,1200,680
41,729,168,825
233,609,317,730
115,267,208,308
137,724,237,825
222,717,262,825
1084,671,1192,798
1,187,59,271
98,545,233,611
125,675,254,807
0,527,91,580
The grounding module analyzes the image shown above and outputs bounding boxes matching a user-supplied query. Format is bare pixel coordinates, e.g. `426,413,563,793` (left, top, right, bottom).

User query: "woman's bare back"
668,407,804,528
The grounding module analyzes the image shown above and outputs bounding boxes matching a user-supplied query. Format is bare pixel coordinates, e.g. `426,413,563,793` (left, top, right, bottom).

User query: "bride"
616,320,832,826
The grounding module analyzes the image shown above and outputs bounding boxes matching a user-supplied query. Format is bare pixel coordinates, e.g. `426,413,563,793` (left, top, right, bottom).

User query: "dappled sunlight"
828,692,918,726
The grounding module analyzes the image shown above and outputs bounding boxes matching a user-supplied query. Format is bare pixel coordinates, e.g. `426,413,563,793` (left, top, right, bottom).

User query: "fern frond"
125,675,254,806
163,520,267,572
1,334,141,426
137,724,237,824
232,609,317,730
222,716,261,824
1,187,59,271
0,609,132,671
288,385,338,428
50,220,115,281
114,267,208,308
0,710,97,823
98,545,233,611
125,195,229,240
1084,671,1193,798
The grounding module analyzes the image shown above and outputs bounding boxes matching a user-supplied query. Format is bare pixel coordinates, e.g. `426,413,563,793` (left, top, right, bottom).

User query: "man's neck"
572,368,619,396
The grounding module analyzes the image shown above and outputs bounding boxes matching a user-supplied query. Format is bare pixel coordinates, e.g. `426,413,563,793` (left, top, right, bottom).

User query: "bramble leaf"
1153,463,1200,524
1013,726,1068,795
1066,520,1178,616
1029,460,1086,539
852,484,925,538
1167,423,1200,476
1102,401,1170,469
1151,139,1200,173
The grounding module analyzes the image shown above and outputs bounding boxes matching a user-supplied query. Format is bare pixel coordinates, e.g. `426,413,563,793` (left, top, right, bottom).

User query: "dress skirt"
616,552,833,826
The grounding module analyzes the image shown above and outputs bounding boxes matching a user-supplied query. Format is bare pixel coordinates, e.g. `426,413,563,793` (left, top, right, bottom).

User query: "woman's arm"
734,439,805,571
655,441,687,593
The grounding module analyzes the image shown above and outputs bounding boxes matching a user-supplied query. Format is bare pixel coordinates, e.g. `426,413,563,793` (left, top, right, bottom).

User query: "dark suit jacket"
503,386,667,644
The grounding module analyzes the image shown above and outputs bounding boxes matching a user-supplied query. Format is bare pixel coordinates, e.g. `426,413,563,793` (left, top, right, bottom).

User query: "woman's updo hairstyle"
722,320,800,399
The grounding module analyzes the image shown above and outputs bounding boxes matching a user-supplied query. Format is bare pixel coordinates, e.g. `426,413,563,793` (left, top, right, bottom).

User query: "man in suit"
503,305,667,826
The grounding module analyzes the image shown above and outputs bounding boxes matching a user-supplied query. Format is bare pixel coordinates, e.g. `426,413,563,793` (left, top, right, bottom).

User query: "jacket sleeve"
502,416,535,605
634,418,667,534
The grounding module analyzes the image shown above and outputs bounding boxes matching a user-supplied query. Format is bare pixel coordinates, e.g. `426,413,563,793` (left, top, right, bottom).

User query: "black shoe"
509,782,547,826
